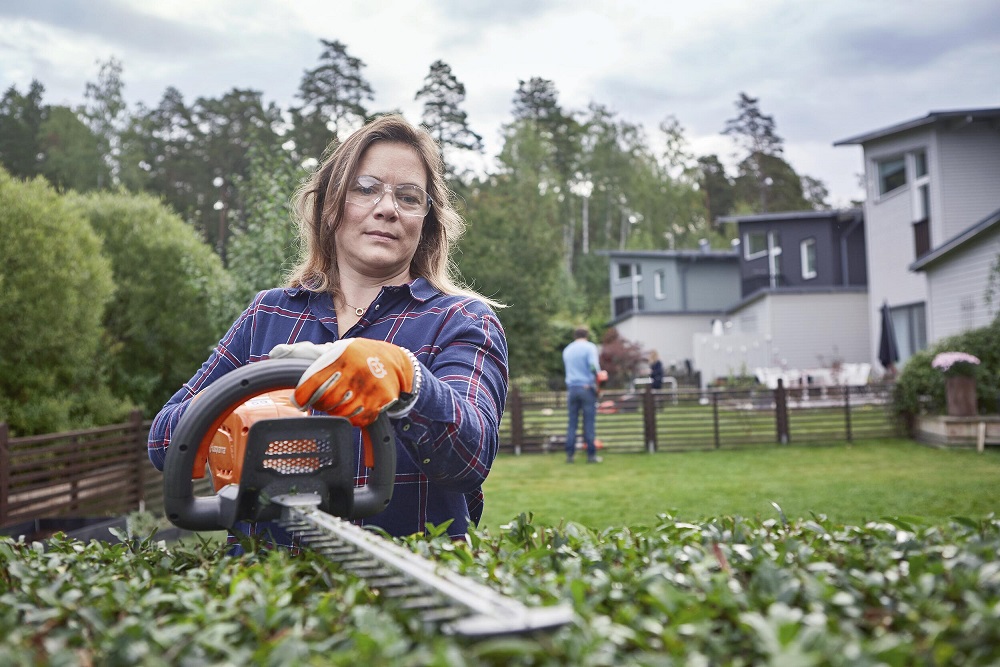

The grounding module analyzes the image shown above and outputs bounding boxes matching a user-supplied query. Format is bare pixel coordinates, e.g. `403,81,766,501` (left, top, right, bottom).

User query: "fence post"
510,387,524,456
843,386,853,443
712,391,721,449
775,379,789,444
643,386,657,453
0,423,9,526
130,410,146,512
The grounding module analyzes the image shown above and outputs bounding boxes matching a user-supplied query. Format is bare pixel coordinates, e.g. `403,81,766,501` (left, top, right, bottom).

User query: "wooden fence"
0,412,212,531
1,381,902,529
502,381,901,455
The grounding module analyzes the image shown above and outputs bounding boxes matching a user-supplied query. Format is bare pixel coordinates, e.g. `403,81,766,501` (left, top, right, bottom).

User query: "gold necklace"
342,301,366,317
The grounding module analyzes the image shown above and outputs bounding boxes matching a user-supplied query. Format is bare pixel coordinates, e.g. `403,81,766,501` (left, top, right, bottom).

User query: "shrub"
3,513,1000,664
0,170,130,435
894,315,1000,417
67,191,237,417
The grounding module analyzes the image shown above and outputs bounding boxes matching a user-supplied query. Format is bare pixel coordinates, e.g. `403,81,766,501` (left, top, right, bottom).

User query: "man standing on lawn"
562,327,606,464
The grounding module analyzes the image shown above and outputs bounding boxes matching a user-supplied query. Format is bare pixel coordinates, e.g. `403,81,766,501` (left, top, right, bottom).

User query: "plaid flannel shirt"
148,278,508,546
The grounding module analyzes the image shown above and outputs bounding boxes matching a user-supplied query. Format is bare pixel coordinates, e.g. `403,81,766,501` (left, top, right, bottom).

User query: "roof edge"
910,207,1000,271
834,108,1000,146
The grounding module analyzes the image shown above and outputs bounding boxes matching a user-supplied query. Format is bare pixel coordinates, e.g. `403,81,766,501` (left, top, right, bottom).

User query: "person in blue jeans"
562,327,606,463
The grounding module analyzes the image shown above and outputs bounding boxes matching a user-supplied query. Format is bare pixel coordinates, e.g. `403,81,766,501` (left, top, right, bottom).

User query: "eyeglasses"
345,175,432,217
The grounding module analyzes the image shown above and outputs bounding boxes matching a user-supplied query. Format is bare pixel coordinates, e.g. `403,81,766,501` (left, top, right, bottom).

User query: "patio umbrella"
877,301,900,372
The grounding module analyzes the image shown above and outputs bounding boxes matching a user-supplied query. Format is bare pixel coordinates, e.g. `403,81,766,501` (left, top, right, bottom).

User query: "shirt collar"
282,276,439,302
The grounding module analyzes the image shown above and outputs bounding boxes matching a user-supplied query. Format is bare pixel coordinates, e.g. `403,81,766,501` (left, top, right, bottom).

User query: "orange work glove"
269,340,419,428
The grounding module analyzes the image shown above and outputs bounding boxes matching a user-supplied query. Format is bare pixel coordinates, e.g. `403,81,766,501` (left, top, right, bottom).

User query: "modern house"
605,246,740,378
834,108,1000,370
703,209,871,386
608,209,870,387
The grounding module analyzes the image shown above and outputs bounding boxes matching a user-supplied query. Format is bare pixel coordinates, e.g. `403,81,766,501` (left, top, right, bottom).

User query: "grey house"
835,107,1000,370
605,247,739,377
700,209,871,384
723,209,867,298
607,210,871,387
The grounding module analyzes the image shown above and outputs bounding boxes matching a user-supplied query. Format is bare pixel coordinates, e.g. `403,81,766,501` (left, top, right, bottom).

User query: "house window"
877,156,906,196
800,238,817,280
744,231,768,259
617,262,641,280
891,302,927,363
911,148,931,257
913,218,931,258
654,270,665,299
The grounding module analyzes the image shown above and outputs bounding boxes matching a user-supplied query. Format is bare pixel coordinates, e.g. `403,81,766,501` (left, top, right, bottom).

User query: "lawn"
479,438,1000,530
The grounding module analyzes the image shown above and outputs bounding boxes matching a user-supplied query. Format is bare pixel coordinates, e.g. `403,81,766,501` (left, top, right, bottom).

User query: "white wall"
768,292,871,370
693,291,871,387
937,126,1000,240
925,226,1000,341
614,312,718,371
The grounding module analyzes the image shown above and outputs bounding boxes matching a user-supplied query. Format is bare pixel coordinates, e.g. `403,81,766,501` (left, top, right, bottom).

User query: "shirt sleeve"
390,304,509,494
147,293,259,470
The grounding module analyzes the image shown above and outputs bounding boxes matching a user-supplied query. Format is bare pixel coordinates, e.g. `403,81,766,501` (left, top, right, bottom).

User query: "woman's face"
335,141,428,282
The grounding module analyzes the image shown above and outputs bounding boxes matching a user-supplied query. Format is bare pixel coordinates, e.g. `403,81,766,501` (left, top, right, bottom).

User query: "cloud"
1,0,997,208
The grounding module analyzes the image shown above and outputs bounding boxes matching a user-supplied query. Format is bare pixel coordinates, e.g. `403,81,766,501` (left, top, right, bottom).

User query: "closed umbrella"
877,301,900,374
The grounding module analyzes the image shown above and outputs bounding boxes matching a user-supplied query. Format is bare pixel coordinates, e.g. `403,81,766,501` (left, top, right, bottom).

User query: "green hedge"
3,512,999,665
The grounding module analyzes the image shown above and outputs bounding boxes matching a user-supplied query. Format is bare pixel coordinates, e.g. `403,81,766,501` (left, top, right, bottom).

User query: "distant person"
648,350,664,389
562,327,605,464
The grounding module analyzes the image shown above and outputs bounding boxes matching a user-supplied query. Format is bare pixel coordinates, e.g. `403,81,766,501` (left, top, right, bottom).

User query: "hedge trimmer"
162,358,573,637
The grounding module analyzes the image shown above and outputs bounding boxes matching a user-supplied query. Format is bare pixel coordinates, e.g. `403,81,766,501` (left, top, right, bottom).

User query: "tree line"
0,39,831,434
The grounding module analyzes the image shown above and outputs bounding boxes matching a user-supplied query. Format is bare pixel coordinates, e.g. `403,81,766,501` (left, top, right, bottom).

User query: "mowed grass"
479,439,1000,531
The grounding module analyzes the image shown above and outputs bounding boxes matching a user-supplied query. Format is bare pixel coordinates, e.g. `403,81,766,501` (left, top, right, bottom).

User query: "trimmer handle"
163,358,396,531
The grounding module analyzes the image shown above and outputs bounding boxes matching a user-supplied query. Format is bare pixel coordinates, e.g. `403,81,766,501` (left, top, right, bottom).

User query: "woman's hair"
286,113,501,308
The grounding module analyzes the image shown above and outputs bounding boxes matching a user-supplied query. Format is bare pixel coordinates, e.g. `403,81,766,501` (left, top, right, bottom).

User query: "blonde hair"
286,113,502,308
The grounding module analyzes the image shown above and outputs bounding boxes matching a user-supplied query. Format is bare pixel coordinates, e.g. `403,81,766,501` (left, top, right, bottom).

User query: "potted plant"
932,351,980,417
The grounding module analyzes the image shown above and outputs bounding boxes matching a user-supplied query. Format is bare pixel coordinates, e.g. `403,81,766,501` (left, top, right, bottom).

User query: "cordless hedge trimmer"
162,358,573,637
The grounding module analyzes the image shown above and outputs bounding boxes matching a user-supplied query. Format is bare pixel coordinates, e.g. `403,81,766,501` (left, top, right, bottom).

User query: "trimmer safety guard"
162,358,395,532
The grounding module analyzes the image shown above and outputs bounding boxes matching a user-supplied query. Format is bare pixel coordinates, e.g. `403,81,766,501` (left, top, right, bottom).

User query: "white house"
834,108,1000,371
910,207,1000,341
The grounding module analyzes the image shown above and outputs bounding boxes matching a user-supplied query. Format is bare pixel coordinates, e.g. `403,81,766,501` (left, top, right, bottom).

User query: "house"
910,207,1000,341
834,108,1000,370
607,209,870,388
702,209,871,386
605,246,739,379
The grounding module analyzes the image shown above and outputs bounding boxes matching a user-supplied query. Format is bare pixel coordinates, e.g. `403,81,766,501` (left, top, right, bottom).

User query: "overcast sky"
2,0,998,208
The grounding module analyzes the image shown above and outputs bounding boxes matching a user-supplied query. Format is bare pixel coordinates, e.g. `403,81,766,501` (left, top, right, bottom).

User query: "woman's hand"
269,340,417,428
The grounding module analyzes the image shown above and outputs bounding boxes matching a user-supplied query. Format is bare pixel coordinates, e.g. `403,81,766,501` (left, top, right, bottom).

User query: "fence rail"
2,381,901,529
501,381,901,455
0,412,212,530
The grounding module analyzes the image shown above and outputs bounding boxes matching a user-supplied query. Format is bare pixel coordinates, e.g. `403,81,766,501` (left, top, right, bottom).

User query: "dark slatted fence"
0,413,211,530
500,381,900,454
2,381,900,529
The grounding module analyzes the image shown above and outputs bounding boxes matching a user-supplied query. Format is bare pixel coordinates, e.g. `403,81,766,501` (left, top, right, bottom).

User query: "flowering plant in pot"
932,352,979,416
931,352,981,378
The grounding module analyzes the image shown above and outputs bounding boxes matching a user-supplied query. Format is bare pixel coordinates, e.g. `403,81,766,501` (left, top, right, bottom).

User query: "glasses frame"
345,175,433,218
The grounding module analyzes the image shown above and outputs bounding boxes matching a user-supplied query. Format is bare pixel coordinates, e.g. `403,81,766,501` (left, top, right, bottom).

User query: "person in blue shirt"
562,327,605,464
148,114,509,548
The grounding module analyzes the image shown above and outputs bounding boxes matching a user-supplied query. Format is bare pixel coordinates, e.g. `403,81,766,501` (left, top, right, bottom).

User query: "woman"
648,350,664,390
148,114,508,548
